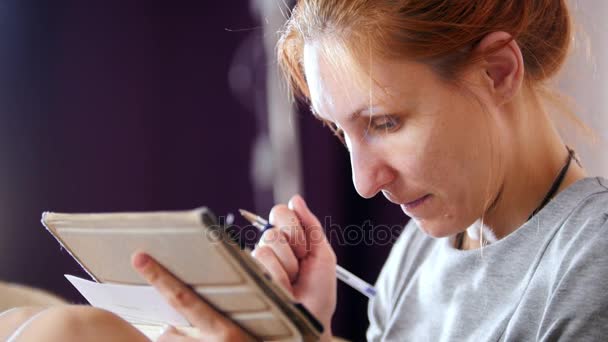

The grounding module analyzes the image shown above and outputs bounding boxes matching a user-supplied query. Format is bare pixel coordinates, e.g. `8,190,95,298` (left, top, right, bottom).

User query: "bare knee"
10,306,149,342
0,306,47,341
0,306,47,326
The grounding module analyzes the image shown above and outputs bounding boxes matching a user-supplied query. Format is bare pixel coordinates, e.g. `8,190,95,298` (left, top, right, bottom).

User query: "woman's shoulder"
568,176,608,208
553,176,608,237
527,178,608,340
533,176,608,245
561,176,607,211
541,176,608,282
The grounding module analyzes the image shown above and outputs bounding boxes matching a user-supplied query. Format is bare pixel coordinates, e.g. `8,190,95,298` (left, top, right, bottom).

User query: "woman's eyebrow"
310,104,383,123
349,105,385,122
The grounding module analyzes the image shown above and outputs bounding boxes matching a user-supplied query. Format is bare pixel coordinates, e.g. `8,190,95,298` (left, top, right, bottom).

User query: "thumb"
288,195,331,258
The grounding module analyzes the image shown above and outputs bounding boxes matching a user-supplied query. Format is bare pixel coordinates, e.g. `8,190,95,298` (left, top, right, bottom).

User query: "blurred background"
0,1,605,341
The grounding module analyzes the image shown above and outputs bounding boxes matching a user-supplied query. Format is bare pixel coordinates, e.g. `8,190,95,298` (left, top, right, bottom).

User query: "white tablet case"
41,208,322,342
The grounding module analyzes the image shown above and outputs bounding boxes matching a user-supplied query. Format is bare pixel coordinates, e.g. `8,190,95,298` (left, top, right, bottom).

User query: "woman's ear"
475,31,524,105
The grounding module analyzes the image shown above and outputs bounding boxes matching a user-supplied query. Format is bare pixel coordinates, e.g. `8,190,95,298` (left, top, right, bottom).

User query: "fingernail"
294,194,306,209
289,194,305,211
288,196,296,210
133,253,150,269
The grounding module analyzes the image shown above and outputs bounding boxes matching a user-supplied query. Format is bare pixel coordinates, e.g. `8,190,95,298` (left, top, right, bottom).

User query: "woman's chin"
413,217,463,239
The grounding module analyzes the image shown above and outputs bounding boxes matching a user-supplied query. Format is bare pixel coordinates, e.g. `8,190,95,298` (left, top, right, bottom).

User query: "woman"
2,0,607,340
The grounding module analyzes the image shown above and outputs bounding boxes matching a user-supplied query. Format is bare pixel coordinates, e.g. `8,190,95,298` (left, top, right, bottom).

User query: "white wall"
253,0,303,203
556,0,608,177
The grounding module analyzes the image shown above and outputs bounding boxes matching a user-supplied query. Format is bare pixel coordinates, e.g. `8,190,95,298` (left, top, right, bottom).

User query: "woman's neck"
460,91,587,250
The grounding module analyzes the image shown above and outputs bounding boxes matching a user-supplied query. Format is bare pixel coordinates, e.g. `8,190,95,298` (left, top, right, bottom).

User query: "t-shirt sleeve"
537,217,608,341
366,221,418,341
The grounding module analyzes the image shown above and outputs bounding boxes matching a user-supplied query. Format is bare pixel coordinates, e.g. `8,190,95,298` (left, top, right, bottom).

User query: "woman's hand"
131,194,337,342
131,252,256,342
252,195,337,342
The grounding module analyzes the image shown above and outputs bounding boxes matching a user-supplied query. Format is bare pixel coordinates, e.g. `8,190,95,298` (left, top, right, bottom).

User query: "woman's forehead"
303,42,424,122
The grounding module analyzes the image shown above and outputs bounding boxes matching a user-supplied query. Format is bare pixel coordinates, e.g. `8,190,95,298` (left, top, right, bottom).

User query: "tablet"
41,207,322,342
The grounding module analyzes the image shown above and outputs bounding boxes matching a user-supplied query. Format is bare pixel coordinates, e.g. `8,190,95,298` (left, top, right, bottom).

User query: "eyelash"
369,115,400,132
327,115,401,147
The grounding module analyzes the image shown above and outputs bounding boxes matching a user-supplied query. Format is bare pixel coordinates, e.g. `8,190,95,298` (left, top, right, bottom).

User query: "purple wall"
0,1,408,340
0,0,257,299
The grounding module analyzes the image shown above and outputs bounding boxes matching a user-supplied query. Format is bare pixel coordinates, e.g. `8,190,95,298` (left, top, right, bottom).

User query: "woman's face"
303,42,505,237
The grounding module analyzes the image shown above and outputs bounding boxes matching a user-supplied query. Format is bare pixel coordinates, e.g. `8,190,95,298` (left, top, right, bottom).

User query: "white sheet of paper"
65,274,190,327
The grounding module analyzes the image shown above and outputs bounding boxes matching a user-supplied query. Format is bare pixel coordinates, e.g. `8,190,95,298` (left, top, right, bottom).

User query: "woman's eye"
370,115,400,132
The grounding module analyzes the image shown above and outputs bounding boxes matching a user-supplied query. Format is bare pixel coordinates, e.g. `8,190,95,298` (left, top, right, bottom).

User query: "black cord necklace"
527,145,576,221
456,146,578,250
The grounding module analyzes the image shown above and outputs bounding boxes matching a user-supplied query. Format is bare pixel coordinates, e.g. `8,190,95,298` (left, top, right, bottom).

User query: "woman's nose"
350,145,395,199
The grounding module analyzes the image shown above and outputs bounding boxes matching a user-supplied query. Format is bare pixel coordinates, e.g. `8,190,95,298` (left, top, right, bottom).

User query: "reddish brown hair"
278,0,572,100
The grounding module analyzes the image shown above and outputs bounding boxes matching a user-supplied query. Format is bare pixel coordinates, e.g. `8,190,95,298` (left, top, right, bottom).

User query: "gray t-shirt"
367,177,608,341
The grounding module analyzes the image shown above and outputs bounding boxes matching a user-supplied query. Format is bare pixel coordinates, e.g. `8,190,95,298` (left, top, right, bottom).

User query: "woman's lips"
402,194,431,210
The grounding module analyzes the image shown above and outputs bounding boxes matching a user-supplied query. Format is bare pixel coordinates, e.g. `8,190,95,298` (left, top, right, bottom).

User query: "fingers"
288,195,334,260
268,205,308,259
131,252,242,336
251,246,293,293
258,196,335,286
257,225,299,283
